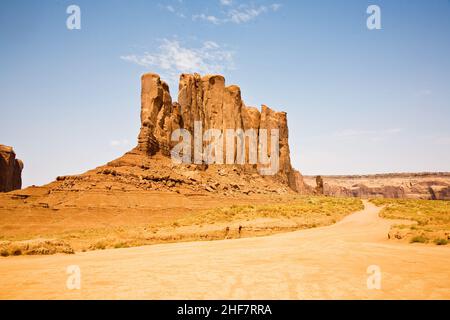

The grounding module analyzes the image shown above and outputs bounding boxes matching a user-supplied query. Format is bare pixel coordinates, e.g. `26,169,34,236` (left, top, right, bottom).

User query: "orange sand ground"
0,201,449,299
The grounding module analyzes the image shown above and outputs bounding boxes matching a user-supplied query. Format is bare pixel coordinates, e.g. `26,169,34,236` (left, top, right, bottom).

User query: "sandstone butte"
0,73,309,197
0,145,23,193
135,72,307,193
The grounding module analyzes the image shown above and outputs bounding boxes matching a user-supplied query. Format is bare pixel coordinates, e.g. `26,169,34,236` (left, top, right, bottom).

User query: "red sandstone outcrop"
136,73,307,193
304,173,450,200
1,73,307,199
0,145,23,192
137,74,182,156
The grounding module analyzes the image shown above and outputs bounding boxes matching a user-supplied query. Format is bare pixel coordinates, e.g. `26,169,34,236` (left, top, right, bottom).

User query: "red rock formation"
0,145,23,192
304,173,450,200
136,73,307,193
137,74,182,156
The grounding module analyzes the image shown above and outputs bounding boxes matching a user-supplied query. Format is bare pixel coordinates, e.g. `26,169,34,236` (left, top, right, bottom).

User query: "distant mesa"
304,173,450,201
0,144,23,193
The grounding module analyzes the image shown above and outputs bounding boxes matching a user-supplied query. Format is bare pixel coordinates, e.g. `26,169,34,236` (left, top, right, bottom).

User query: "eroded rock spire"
136,72,307,193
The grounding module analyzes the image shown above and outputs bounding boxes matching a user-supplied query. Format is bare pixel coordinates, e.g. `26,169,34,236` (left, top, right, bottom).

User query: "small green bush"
410,235,428,244
434,238,448,246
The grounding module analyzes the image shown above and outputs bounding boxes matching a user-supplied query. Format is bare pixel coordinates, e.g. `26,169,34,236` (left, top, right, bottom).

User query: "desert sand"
0,201,449,300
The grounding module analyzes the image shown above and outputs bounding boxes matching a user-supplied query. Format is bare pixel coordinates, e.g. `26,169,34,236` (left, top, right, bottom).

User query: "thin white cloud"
110,139,130,147
192,13,221,25
192,2,281,24
120,39,235,83
271,3,282,11
384,128,402,134
416,89,432,96
229,3,282,24
228,6,269,23
220,0,233,6
160,2,186,18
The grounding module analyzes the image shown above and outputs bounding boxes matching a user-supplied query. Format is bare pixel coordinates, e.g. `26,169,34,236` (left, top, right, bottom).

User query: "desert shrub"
434,238,448,246
114,242,130,249
11,247,22,256
410,235,428,244
90,241,107,250
371,198,450,245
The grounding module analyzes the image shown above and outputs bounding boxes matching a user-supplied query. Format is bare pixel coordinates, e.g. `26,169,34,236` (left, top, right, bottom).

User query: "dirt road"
0,201,449,299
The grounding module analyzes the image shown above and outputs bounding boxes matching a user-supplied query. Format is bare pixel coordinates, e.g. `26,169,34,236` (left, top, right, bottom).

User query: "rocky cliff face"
2,73,307,199
304,173,450,200
0,145,23,192
136,73,307,193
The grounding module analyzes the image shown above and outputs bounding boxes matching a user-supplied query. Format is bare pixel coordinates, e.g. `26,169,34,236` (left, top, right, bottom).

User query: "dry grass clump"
65,196,363,252
173,196,364,227
0,239,74,257
410,235,428,244
1,196,363,255
371,198,450,245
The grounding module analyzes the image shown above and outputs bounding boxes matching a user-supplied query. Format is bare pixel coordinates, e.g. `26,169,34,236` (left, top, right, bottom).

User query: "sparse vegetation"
371,198,450,245
73,196,362,251
90,241,107,250
174,196,364,227
0,196,363,255
410,235,428,244
0,239,74,256
434,238,448,246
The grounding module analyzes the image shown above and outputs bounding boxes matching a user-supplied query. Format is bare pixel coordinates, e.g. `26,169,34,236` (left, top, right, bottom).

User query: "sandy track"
0,201,449,299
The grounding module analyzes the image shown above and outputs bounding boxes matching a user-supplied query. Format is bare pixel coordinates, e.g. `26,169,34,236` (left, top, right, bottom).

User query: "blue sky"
1,0,450,187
